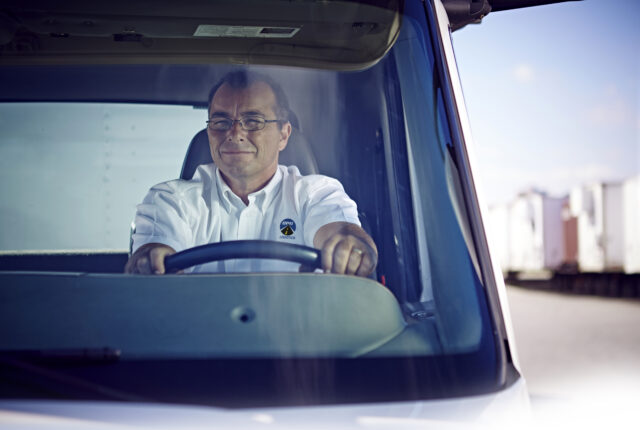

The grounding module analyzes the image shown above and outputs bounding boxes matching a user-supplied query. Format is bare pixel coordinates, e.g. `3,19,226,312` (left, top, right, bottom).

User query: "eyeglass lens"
208,117,267,131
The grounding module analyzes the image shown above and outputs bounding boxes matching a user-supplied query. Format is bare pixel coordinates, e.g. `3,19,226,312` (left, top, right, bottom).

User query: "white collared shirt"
132,164,360,273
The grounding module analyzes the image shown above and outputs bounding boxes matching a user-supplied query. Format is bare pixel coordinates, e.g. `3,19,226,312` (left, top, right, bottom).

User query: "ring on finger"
352,248,364,256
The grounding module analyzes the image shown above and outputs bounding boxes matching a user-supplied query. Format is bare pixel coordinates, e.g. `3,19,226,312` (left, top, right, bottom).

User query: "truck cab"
0,0,576,427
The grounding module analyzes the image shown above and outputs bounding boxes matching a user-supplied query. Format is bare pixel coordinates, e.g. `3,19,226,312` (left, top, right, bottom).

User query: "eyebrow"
210,111,231,118
209,110,266,118
240,110,265,117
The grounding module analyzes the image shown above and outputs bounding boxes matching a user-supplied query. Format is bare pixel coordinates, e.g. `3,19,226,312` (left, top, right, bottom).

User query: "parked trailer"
623,175,640,274
488,182,639,297
570,182,624,272
555,181,638,296
506,190,565,273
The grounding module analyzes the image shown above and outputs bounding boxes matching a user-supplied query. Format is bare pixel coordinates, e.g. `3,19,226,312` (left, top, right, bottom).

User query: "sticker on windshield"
194,25,300,39
280,218,296,238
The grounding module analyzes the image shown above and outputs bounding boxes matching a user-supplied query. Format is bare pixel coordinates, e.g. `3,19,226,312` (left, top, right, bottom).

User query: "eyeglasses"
206,116,279,132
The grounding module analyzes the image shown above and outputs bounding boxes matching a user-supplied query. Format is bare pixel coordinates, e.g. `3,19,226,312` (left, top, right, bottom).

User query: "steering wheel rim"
164,240,321,272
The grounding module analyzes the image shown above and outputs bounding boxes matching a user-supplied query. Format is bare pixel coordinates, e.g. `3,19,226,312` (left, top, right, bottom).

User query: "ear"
278,121,292,151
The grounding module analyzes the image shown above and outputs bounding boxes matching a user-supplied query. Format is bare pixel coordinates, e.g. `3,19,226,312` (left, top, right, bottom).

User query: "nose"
226,120,246,141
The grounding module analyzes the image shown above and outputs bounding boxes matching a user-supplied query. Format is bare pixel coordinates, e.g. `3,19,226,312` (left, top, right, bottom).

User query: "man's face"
207,81,291,187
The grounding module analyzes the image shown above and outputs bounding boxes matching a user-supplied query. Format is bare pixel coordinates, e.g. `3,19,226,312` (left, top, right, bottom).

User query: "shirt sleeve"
131,181,195,254
300,175,361,246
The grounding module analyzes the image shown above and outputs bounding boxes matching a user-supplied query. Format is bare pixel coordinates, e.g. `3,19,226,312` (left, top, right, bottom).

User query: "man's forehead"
210,81,277,114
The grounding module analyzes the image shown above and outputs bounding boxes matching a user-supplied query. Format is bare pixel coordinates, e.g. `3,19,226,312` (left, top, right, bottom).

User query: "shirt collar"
215,166,283,214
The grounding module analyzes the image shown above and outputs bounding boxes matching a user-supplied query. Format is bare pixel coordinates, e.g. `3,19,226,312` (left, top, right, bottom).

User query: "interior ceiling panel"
0,0,403,70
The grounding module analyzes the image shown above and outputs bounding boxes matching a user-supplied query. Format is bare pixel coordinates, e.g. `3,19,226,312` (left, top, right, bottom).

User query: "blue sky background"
452,0,639,206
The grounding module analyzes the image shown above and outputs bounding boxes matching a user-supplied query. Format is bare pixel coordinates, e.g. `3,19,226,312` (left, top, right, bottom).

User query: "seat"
180,113,318,180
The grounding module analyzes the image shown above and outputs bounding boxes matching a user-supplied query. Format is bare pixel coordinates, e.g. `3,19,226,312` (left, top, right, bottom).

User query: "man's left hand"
313,222,378,277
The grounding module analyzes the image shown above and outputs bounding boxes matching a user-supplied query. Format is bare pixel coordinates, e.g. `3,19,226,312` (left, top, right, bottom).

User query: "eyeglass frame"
206,115,282,132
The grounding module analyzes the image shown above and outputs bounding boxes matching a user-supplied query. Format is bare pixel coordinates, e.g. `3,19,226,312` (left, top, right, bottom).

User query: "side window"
0,103,204,251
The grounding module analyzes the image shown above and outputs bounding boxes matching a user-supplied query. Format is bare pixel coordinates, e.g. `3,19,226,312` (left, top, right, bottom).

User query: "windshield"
0,0,500,406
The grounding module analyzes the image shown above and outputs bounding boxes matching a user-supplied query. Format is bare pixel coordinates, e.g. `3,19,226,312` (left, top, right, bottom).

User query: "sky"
451,0,639,206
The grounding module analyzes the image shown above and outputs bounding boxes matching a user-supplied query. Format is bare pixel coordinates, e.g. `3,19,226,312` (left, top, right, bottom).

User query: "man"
125,70,377,276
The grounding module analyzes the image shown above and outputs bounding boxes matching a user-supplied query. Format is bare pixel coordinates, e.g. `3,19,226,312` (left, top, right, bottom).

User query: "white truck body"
571,182,624,272
507,191,565,271
623,175,640,274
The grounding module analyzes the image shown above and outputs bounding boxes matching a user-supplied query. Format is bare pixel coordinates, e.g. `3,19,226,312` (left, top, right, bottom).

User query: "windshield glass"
0,0,499,405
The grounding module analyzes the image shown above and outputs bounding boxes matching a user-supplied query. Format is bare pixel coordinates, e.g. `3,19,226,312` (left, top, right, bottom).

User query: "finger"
124,258,135,274
331,241,352,274
149,247,170,274
135,255,151,275
345,248,364,275
321,235,342,273
356,252,375,277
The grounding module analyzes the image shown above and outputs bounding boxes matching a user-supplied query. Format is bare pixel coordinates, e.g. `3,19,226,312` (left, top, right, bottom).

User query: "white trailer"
570,182,624,272
507,190,566,272
505,181,637,297
623,176,640,274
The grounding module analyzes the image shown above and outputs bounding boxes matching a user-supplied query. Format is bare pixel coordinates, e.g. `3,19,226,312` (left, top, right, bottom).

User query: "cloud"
512,64,535,83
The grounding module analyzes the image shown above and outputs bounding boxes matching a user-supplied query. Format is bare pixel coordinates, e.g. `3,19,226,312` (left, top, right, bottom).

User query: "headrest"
180,119,318,180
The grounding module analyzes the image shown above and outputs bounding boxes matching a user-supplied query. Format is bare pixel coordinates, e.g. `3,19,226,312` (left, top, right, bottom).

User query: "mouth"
220,149,255,156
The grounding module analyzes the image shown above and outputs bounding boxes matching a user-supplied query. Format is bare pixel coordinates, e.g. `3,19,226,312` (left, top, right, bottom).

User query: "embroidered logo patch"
280,218,296,236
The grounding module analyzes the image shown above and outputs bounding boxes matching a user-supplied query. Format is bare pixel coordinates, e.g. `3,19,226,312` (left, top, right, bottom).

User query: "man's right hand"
124,243,177,274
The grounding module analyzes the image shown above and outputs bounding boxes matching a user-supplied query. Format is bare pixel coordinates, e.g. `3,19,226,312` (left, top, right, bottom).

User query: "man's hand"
124,243,177,274
313,222,378,277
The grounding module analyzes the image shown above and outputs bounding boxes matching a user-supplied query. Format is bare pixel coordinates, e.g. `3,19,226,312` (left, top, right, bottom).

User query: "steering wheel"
164,240,322,273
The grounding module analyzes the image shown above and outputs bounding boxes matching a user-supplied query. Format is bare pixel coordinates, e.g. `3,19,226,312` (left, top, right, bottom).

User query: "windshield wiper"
0,348,147,401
